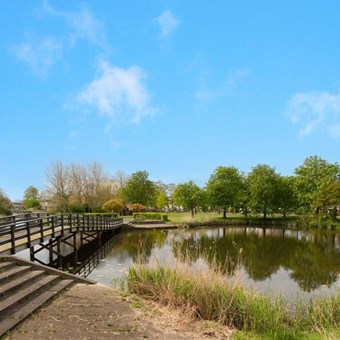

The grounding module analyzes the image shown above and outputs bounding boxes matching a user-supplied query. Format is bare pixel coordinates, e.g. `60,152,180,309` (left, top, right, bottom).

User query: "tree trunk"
223,208,227,219
191,208,195,218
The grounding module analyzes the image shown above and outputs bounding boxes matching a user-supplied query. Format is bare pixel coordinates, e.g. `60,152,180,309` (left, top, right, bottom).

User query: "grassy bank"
165,212,298,228
127,263,340,339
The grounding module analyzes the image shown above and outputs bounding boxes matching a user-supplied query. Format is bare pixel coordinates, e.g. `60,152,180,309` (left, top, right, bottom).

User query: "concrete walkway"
5,283,227,339
5,283,233,339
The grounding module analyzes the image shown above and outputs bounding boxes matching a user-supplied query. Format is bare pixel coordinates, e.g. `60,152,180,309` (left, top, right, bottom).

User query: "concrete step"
0,265,31,284
0,270,45,297
0,261,16,271
0,278,74,337
0,274,59,315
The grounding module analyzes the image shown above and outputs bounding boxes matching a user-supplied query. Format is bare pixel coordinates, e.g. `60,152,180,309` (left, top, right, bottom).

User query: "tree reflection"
170,228,340,292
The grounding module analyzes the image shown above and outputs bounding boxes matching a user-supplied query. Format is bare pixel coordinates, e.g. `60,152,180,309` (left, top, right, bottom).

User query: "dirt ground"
4,284,233,340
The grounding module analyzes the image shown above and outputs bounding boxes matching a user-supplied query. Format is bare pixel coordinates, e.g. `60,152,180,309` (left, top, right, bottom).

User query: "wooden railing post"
10,221,16,254
51,216,55,237
40,217,44,242
61,214,64,236
26,221,31,249
69,213,72,232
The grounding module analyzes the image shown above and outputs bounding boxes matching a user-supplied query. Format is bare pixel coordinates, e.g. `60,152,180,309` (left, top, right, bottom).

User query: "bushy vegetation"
127,263,340,338
83,212,115,218
133,213,169,221
0,188,12,215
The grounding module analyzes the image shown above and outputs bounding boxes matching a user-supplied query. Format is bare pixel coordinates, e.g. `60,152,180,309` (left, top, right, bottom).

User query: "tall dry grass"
127,259,340,338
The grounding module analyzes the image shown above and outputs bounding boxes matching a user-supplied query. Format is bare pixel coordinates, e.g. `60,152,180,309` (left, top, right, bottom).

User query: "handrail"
0,213,123,255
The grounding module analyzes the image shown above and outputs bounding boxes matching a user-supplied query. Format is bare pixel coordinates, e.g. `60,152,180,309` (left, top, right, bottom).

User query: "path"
4,283,232,339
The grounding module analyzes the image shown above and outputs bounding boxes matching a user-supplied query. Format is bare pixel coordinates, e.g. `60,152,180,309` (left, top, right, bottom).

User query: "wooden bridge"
0,213,123,337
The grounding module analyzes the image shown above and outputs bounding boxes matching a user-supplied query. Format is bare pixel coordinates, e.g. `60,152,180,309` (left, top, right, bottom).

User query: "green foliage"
133,213,168,221
247,164,280,218
0,188,12,215
122,171,156,206
315,181,340,220
24,199,40,210
23,185,41,210
83,212,113,218
275,176,296,217
294,156,340,214
206,166,244,218
102,198,124,214
173,180,204,217
155,191,168,210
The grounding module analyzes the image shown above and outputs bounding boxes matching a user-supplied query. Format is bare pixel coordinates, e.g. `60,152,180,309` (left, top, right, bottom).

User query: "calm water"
87,226,340,301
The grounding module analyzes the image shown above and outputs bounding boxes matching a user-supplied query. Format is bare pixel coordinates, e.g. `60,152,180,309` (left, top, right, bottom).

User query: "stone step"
0,279,74,338
0,270,45,297
0,265,31,284
0,274,59,315
0,262,16,271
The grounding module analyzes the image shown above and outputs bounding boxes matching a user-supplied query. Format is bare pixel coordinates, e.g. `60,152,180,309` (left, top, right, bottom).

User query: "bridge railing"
0,213,123,255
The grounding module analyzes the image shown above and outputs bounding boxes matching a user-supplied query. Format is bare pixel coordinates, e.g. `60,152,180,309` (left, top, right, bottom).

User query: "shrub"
133,213,168,221
83,212,115,218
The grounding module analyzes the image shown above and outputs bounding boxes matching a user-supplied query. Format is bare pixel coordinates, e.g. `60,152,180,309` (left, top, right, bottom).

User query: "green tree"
122,171,156,207
294,156,340,214
237,173,250,216
102,198,124,216
315,181,340,219
173,181,203,218
275,176,296,217
206,166,243,218
247,164,279,218
23,186,41,210
155,191,168,211
0,188,12,215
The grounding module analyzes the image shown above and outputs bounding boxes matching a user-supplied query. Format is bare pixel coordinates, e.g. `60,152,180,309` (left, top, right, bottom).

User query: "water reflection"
88,227,340,300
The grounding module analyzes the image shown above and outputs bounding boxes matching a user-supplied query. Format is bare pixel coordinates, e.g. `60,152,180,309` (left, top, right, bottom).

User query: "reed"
127,263,293,337
127,261,340,338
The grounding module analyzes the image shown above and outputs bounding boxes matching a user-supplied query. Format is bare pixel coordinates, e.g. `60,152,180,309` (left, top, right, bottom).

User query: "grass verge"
127,263,340,339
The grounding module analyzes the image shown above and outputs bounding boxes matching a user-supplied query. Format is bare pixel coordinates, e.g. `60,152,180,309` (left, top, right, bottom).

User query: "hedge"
134,213,168,222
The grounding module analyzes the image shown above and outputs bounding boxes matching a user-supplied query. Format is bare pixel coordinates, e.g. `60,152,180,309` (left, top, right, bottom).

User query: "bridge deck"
0,213,123,255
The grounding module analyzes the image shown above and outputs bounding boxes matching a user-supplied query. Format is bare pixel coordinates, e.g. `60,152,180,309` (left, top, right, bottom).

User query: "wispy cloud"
77,59,156,124
156,10,180,38
194,69,249,102
286,89,340,139
11,35,63,77
40,0,107,49
12,1,107,77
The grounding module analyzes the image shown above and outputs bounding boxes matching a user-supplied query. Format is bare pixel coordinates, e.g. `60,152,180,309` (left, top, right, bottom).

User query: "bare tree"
82,162,110,211
45,161,70,212
68,163,86,208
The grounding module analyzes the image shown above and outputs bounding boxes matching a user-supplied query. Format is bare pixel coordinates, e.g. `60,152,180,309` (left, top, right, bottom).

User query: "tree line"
0,156,339,222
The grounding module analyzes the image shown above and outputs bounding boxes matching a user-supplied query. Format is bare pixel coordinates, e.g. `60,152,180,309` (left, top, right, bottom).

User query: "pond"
87,226,340,301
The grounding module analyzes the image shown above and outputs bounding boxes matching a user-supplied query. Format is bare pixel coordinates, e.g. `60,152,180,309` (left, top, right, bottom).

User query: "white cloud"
77,59,156,124
156,10,180,38
286,90,340,138
41,1,106,48
12,2,106,77
12,36,63,77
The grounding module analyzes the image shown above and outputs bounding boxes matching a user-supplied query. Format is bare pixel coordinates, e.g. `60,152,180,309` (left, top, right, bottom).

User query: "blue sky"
1,1,340,200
